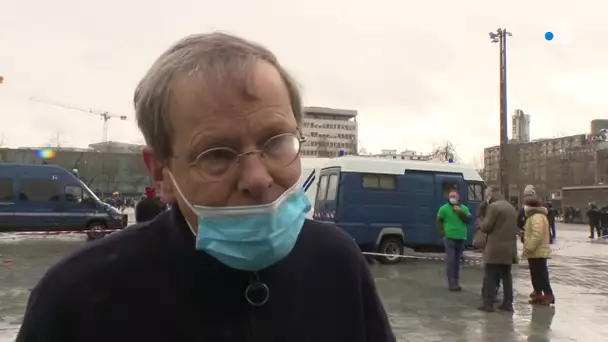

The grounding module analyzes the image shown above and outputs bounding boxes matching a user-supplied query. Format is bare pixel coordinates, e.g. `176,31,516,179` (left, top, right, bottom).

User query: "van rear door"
313,167,340,222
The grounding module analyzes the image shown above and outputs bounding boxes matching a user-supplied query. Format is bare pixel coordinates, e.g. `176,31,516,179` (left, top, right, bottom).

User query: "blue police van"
309,156,486,264
0,164,126,239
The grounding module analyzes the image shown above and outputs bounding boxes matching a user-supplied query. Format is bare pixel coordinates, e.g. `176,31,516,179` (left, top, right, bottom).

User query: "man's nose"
237,154,273,200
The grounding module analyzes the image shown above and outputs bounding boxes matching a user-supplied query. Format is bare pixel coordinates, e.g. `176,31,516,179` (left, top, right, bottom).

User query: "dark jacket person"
478,188,519,312
16,33,395,342
135,187,166,223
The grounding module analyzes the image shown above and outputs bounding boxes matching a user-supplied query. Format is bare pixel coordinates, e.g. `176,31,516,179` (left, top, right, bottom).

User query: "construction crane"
30,97,128,143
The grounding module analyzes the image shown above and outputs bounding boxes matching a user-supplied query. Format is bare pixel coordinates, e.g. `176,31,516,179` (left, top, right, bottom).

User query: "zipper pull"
245,272,270,307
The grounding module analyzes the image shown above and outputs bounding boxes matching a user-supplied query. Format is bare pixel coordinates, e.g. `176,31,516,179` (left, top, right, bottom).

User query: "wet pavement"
1,220,607,341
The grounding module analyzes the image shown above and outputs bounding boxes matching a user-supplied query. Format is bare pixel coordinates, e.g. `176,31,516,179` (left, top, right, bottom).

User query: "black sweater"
134,196,166,223
17,205,395,342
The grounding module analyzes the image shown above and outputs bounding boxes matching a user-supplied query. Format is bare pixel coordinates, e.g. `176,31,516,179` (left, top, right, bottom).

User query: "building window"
362,174,396,190
19,179,61,202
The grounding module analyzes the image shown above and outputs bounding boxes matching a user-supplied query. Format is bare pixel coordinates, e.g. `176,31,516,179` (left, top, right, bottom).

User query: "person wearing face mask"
436,190,472,291
16,33,395,342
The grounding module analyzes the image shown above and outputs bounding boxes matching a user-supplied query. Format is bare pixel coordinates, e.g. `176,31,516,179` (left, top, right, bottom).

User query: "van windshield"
78,180,101,202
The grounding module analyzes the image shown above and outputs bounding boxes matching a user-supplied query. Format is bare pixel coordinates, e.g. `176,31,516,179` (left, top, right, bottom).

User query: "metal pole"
499,29,510,201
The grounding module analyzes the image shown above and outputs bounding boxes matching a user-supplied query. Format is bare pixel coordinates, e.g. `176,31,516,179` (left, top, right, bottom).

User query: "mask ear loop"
167,171,198,238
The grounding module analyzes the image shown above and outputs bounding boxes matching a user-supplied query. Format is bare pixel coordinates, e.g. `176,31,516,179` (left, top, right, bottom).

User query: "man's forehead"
169,61,289,117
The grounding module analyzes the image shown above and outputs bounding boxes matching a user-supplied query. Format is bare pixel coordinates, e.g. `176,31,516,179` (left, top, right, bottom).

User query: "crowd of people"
437,184,555,312
586,202,608,239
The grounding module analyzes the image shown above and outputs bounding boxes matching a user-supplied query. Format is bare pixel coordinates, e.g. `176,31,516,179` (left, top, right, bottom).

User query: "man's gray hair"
134,32,303,159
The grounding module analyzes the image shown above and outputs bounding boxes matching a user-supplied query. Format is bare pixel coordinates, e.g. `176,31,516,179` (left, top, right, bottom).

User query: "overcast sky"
1,0,606,165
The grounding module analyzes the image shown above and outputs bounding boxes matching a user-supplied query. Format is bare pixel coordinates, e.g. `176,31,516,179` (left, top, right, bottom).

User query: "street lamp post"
489,28,512,201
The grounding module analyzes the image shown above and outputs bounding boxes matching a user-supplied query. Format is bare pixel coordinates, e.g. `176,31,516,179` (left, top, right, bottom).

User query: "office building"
511,109,531,143
591,119,608,134
483,131,608,201
300,106,358,157
369,149,432,161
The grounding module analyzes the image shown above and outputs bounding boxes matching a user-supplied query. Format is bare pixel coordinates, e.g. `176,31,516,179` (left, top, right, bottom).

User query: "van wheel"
377,236,404,265
86,222,106,241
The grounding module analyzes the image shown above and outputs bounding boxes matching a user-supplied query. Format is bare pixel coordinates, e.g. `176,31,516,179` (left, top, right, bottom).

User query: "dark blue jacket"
17,206,395,342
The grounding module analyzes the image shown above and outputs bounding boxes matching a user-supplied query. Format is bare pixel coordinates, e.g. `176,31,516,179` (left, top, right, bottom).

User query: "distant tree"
47,131,65,149
430,141,457,162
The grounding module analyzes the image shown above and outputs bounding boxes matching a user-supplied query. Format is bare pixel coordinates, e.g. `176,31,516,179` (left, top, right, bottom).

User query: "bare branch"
47,131,65,149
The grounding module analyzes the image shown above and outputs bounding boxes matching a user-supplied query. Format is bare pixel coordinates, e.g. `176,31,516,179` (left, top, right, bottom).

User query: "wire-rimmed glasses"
188,133,306,181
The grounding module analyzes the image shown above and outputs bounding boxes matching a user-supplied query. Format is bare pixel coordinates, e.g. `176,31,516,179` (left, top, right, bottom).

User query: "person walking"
545,202,557,244
523,196,555,306
436,191,472,291
477,187,519,312
587,203,602,239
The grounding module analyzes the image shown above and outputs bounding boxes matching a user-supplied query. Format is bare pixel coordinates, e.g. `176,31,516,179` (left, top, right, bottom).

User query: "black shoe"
477,303,495,312
449,285,462,292
497,304,514,312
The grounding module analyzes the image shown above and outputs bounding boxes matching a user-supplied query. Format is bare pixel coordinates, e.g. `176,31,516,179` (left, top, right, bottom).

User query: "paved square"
1,222,606,341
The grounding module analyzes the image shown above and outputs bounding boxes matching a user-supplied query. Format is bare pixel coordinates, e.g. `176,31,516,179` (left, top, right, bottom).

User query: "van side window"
442,181,459,198
19,179,61,202
467,183,484,201
66,186,83,203
362,174,397,190
317,175,329,201
326,174,339,201
0,178,13,202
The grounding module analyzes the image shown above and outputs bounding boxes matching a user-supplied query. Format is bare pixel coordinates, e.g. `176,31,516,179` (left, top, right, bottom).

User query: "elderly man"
478,187,519,312
478,187,501,301
17,33,395,342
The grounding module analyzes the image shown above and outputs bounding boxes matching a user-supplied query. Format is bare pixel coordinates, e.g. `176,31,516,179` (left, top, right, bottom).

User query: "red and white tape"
0,229,121,236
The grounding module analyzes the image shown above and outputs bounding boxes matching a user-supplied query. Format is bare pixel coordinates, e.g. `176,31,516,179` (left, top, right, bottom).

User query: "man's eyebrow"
186,134,238,159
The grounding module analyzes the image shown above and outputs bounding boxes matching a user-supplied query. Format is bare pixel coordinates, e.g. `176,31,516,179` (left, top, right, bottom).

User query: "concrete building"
0,147,150,196
369,149,432,161
511,109,531,143
483,133,608,202
591,119,608,134
300,106,358,157
88,141,145,153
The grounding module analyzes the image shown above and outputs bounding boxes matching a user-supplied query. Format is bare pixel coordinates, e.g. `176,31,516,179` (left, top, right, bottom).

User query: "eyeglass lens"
195,134,301,179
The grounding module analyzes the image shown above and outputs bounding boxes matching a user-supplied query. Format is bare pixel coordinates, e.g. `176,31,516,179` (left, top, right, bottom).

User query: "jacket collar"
525,206,548,217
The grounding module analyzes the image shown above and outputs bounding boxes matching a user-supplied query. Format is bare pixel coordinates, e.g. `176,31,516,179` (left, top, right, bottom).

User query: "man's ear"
142,146,176,205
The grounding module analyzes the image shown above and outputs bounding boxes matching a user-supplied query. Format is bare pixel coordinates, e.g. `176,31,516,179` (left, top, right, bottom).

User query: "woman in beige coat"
522,197,555,305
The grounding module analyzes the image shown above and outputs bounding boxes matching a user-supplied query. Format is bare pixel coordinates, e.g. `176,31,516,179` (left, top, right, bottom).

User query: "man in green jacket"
437,191,472,291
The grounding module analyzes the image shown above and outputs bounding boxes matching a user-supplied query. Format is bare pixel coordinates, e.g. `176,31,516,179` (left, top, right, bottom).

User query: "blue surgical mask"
169,173,311,271
449,198,458,205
